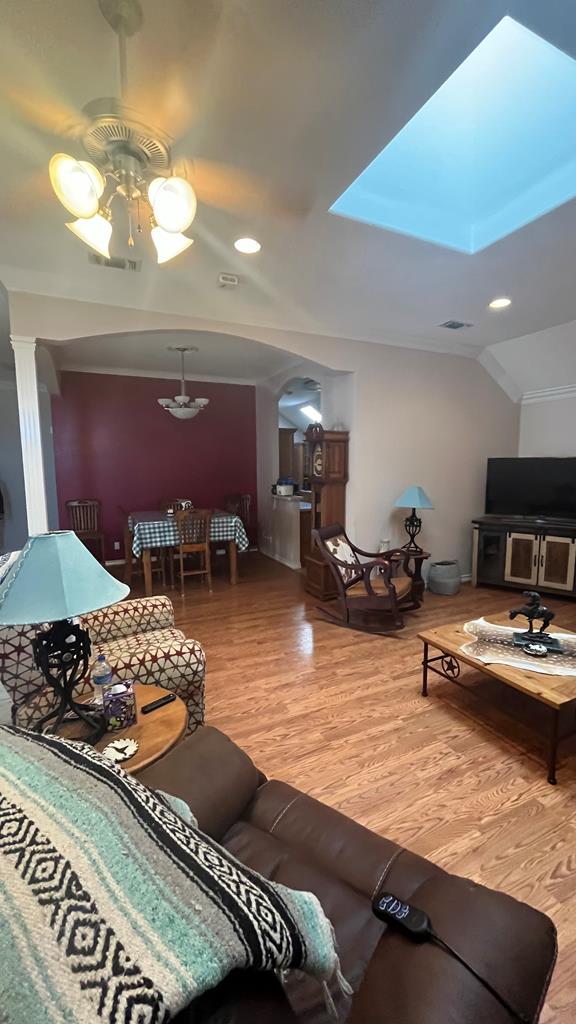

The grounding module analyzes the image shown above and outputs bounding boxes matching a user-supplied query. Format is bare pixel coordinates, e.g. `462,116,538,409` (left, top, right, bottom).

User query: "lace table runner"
461,617,576,677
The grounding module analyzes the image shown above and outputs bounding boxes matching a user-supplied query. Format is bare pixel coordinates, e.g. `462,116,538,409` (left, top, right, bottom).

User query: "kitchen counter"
270,494,311,570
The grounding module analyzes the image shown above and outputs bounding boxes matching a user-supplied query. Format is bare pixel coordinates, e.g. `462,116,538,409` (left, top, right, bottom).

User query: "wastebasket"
428,560,461,596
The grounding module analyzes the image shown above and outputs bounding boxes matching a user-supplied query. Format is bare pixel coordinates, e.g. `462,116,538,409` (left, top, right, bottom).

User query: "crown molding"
59,364,258,386
522,384,576,405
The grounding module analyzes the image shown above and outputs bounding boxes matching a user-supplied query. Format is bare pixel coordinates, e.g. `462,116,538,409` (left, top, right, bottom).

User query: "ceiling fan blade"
3,88,88,139
179,159,309,219
123,68,196,142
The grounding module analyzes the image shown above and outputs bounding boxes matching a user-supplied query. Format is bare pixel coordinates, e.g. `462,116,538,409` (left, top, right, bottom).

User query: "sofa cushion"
139,727,261,840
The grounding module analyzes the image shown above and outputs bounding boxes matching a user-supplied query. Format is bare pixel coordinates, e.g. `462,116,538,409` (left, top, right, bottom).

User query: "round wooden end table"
58,683,187,774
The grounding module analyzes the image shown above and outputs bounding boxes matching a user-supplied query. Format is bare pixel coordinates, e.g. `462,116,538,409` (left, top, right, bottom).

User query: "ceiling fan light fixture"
66,212,112,258
151,225,194,264
49,153,104,218
148,176,197,232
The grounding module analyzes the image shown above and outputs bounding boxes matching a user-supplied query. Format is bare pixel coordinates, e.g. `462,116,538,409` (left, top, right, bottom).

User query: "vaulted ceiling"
1,0,576,387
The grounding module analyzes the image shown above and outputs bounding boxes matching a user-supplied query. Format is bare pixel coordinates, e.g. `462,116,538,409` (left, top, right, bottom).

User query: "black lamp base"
402,508,423,554
32,619,106,743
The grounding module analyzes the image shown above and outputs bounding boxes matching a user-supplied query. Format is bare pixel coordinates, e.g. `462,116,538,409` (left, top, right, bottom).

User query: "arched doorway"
277,377,321,489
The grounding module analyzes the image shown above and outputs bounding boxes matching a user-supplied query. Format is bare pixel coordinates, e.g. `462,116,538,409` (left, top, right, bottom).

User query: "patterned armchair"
0,596,205,735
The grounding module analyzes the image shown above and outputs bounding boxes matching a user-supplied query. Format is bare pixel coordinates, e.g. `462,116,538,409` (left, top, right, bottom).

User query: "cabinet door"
476,528,506,585
504,533,539,586
538,536,576,591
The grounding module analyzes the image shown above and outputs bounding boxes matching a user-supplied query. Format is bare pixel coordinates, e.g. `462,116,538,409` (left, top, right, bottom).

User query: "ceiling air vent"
439,319,473,330
88,253,142,272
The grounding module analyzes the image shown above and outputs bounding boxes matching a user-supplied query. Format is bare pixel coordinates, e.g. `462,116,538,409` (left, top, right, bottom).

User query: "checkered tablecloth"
129,511,249,557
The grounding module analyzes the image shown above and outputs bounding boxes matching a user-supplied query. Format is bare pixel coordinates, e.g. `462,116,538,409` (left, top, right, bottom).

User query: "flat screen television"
485,458,576,520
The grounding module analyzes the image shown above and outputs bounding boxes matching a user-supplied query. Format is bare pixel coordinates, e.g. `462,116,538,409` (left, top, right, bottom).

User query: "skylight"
301,405,322,423
330,17,576,253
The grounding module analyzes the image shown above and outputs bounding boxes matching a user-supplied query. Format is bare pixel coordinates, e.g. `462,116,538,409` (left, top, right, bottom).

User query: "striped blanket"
0,727,349,1023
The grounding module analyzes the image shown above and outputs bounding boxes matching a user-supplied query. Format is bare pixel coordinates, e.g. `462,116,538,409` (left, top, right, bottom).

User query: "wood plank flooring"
130,553,576,1022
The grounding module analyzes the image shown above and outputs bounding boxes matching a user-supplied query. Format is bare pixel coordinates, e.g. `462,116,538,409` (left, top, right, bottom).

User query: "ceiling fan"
37,0,301,265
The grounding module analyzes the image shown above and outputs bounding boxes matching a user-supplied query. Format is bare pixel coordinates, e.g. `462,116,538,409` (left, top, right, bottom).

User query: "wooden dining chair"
175,510,212,596
225,493,254,546
66,499,105,563
118,506,165,587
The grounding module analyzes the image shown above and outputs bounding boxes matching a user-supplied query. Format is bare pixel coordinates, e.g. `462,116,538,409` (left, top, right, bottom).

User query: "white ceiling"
2,0,576,366
278,376,321,430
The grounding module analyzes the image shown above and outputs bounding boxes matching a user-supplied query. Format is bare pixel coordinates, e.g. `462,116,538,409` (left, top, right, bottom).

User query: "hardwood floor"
132,553,576,1022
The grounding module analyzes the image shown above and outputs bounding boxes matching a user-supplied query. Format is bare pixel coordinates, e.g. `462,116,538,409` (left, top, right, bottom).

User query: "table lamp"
0,531,129,741
394,486,434,554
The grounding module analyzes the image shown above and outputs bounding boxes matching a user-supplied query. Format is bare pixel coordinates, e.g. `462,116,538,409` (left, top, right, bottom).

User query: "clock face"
313,444,323,477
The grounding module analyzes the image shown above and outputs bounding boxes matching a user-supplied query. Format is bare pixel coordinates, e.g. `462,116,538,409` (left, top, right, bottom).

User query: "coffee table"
58,683,187,775
419,615,576,785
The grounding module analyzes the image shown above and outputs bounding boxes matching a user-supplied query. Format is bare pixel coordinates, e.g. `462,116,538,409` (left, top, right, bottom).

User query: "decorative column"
10,335,48,536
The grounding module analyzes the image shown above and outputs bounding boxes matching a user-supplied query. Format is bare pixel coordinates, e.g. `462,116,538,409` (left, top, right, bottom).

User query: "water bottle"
91,654,113,706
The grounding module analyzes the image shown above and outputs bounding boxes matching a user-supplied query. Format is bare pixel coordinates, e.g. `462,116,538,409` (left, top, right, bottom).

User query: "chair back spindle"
67,499,101,534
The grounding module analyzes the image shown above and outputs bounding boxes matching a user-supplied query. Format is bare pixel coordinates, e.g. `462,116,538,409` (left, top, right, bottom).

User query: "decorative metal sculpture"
509,591,559,652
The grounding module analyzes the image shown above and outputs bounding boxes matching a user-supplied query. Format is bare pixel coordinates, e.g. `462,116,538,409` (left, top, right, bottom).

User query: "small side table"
410,550,430,605
58,683,187,774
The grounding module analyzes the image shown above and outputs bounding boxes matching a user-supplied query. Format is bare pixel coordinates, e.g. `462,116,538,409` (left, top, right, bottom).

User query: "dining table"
125,510,249,596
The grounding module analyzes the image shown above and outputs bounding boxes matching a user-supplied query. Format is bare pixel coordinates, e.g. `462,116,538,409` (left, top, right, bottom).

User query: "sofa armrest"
137,726,260,839
82,596,175,644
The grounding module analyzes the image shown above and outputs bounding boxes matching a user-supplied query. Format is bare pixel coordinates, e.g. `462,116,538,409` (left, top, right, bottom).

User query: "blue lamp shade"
394,486,434,510
0,531,129,626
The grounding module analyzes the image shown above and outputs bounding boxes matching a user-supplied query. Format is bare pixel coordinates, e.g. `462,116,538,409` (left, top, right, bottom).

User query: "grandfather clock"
304,424,349,600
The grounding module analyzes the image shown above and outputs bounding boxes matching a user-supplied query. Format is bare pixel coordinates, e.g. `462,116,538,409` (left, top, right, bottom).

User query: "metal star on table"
441,655,461,679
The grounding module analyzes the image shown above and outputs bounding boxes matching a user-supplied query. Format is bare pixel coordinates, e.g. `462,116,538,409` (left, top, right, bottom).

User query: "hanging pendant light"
157,347,209,420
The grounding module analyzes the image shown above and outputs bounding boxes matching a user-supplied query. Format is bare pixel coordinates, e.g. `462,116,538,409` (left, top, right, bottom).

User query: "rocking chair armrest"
361,559,395,598
381,548,415,578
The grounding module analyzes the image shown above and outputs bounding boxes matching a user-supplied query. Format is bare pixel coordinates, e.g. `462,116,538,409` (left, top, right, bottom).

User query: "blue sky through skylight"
330,17,576,253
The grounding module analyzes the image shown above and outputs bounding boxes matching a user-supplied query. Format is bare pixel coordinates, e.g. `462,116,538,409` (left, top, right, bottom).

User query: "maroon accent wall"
52,371,257,560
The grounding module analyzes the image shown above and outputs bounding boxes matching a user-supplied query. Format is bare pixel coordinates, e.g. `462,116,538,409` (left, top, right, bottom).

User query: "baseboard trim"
460,573,472,583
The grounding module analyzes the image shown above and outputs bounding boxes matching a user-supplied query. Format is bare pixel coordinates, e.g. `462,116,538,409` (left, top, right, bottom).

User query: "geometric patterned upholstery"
0,596,205,736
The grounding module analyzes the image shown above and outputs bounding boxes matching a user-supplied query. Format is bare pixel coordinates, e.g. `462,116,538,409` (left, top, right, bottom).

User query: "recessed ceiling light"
234,237,261,254
489,296,512,309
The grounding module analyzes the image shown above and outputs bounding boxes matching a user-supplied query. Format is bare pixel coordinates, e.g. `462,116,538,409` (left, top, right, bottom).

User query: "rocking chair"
312,523,421,634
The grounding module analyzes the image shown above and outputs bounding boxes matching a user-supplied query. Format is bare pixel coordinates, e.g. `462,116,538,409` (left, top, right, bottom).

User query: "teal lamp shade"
394,486,434,510
0,531,129,626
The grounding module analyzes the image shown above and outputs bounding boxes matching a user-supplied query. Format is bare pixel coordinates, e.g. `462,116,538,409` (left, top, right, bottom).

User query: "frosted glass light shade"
151,225,193,264
168,406,200,420
149,176,197,232
49,153,104,218
0,531,129,626
66,214,112,258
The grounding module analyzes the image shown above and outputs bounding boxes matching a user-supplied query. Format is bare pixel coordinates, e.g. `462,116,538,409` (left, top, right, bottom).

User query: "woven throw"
461,617,576,676
0,727,349,1023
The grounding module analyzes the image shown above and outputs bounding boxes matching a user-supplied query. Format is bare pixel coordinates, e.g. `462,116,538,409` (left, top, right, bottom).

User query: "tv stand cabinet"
472,516,576,595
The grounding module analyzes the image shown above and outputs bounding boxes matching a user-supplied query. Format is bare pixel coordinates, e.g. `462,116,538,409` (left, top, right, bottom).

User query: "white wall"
519,397,576,456
257,345,519,575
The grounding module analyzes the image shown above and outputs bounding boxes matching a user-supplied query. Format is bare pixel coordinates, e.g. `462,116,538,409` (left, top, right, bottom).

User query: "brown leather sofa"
139,727,557,1023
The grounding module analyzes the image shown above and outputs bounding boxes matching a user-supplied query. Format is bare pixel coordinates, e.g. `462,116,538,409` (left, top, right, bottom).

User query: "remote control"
372,891,432,942
141,693,177,714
